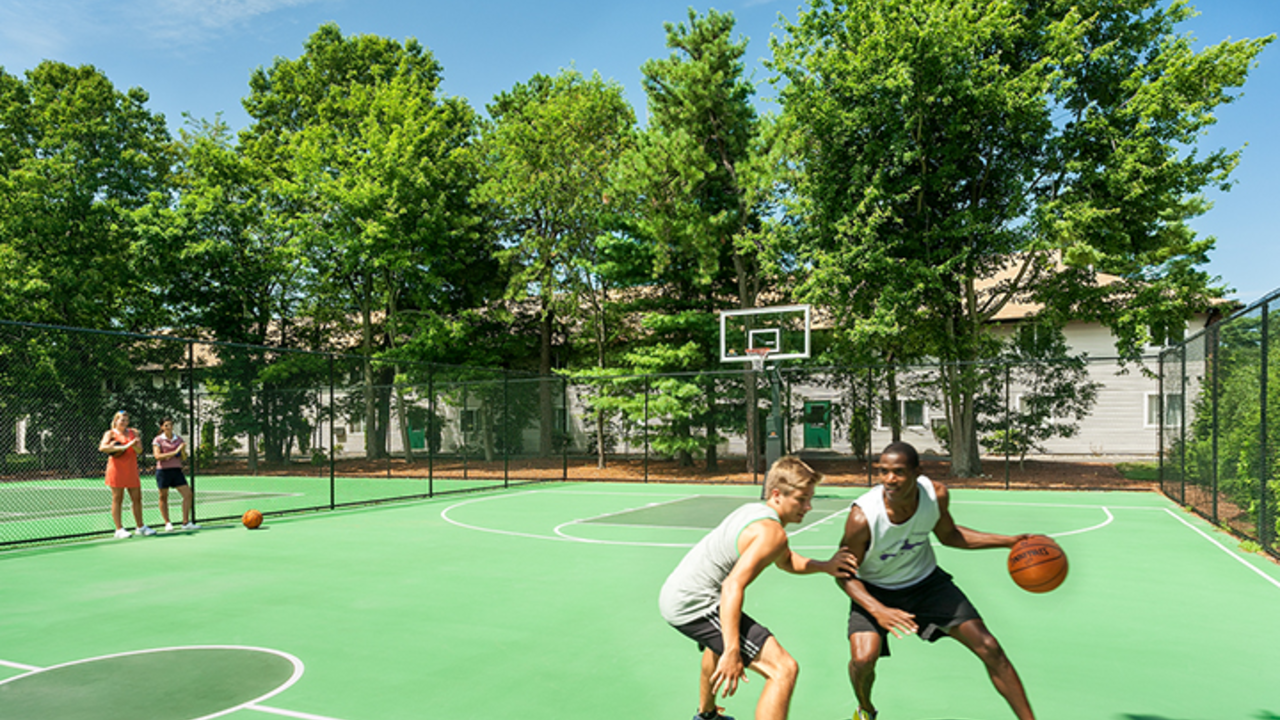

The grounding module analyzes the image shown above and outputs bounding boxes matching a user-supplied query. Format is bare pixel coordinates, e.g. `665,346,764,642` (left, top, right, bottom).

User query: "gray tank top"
658,502,781,626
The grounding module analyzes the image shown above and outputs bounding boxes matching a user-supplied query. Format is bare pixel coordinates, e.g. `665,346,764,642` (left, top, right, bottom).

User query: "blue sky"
1,0,1276,304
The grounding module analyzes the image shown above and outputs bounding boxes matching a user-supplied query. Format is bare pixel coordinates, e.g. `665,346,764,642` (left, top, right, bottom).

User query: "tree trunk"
247,433,258,476
388,293,414,464
944,363,983,477
745,373,759,472
596,301,608,469
539,302,555,456
705,377,718,472
362,302,378,460
396,380,414,464
482,402,495,462
887,364,901,443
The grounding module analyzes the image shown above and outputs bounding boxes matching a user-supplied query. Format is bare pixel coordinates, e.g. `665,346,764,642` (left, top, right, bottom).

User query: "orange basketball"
1008,535,1067,593
242,509,263,530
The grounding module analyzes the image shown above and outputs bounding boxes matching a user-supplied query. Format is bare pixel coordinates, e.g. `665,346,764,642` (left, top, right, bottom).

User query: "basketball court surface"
2,481,1278,719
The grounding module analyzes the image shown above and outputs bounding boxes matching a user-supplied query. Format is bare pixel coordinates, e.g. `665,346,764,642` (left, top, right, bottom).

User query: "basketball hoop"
744,347,772,373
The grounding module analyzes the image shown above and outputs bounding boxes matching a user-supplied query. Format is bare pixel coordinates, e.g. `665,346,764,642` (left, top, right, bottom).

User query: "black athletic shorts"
155,467,188,489
671,609,774,666
847,566,980,656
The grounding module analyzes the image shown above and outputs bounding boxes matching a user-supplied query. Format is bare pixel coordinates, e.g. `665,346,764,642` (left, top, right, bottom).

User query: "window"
461,409,477,434
1145,324,1188,352
1146,393,1183,428
879,400,926,429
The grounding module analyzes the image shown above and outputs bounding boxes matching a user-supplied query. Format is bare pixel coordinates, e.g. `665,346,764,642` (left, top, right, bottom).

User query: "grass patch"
1115,461,1160,481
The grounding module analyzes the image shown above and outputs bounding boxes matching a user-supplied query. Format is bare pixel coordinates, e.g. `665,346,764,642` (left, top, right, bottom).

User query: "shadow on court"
1119,714,1280,720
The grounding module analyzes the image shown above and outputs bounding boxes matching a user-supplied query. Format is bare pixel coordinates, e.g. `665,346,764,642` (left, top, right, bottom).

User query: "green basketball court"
2,482,1278,719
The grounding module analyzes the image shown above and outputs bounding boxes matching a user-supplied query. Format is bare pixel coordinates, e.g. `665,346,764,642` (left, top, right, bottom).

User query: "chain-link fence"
4,319,1173,549
564,355,1163,489
1159,290,1280,560
0,321,547,548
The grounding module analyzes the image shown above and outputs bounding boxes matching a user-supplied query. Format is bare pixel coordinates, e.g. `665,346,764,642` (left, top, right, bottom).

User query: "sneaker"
164,522,174,532
182,522,201,531
113,528,132,539
693,713,735,720
853,709,877,720
136,525,156,536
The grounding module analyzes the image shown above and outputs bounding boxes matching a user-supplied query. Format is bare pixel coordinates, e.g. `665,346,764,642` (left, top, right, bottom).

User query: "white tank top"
658,502,781,626
853,477,939,590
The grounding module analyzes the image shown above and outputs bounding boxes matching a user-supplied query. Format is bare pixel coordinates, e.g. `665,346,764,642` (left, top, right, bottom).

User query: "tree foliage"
475,68,635,454
241,24,493,458
773,0,1271,475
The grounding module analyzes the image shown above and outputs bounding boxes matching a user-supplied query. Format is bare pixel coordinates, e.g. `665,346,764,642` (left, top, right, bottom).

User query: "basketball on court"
242,509,264,529
1008,535,1067,593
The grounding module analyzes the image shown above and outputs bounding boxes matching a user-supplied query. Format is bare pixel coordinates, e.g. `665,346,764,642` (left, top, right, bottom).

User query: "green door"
803,401,832,449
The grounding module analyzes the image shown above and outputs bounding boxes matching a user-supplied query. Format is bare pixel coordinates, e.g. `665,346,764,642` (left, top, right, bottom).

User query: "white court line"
1050,507,1114,537
442,491,574,542
581,522,718,532
952,500,1166,510
447,490,1126,546
552,491,711,543
0,645,306,720
249,704,348,720
0,659,41,671
572,494,702,524
1163,508,1280,591
787,509,848,536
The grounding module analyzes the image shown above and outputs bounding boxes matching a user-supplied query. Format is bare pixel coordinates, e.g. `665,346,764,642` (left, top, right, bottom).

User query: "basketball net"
745,347,772,373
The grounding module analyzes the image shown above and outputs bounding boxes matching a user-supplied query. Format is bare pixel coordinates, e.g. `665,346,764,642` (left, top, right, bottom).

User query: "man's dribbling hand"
710,649,747,698
871,606,918,638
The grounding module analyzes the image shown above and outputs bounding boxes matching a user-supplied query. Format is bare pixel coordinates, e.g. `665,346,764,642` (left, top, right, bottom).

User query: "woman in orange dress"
99,411,154,538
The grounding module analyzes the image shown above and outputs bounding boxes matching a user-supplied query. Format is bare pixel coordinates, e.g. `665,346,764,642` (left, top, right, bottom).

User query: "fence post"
468,384,473,479
427,365,435,497
1180,345,1187,505
562,375,569,482
187,341,197,524
1211,325,1220,524
643,375,650,484
1158,351,1165,497
1260,301,1270,548
866,366,874,487
1004,362,1011,491
503,374,510,489
329,354,335,511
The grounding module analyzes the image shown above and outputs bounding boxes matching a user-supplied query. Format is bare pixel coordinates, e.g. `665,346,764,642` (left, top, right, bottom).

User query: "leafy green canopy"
773,0,1270,474
0,63,176,474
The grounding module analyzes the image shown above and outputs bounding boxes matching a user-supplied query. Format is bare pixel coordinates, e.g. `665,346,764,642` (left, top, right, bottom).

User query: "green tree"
0,62,174,474
611,9,779,471
474,69,635,456
132,114,322,471
1182,316,1280,546
773,0,1270,475
241,24,490,460
977,323,1101,466
0,61,173,328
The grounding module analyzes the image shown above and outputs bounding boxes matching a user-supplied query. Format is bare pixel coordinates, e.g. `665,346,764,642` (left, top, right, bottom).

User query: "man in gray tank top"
659,456,857,720
836,442,1038,720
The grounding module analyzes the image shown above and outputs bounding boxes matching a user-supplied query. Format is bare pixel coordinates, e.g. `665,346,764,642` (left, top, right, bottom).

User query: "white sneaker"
164,522,175,532
182,522,201,531
136,525,156,536
113,528,132,539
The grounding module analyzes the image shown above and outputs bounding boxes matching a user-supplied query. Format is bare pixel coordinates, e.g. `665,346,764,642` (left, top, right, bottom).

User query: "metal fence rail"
4,319,1174,549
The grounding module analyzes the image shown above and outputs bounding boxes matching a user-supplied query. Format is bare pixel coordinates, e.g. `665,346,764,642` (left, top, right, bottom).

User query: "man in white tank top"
659,456,857,720
837,442,1037,720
